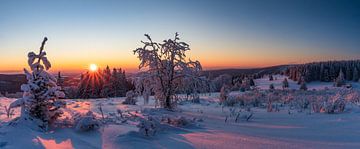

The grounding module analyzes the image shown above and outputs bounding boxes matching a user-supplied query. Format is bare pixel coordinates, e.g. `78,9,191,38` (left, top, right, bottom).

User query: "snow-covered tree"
334,69,345,87
249,78,255,86
101,65,112,97
134,74,152,105
212,74,232,92
353,67,359,82
299,82,307,91
282,78,289,89
9,37,65,131
133,33,202,109
269,75,274,81
122,90,137,105
180,76,211,103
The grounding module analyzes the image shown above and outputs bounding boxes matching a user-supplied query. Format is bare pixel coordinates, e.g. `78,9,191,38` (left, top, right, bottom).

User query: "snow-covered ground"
1,95,360,149
1,76,360,149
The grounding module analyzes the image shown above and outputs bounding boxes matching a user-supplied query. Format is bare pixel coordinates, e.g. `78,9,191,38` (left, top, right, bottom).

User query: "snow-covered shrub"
344,90,360,105
74,111,100,131
219,84,231,104
123,90,137,105
322,93,346,114
137,116,159,136
9,37,65,131
267,92,280,112
161,116,193,127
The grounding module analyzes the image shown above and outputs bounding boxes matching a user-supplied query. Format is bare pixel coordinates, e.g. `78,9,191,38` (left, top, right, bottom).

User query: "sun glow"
89,64,98,72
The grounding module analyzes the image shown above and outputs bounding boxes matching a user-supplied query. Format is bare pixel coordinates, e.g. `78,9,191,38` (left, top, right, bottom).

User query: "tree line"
285,60,360,83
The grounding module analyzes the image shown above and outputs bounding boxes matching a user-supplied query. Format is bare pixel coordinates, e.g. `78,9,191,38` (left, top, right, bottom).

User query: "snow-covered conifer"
334,69,345,87
9,37,65,131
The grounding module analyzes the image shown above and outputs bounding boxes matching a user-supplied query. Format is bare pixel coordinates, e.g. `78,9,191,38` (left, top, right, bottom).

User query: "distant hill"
201,65,290,79
0,74,26,93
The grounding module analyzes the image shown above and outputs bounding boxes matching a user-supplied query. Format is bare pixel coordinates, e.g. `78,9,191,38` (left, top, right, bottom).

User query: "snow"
1,76,360,148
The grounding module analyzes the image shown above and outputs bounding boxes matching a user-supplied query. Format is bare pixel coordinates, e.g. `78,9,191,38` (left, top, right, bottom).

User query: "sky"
0,0,360,73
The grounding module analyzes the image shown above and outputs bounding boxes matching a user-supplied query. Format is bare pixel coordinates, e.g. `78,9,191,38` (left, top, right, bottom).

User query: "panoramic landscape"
1,0,360,149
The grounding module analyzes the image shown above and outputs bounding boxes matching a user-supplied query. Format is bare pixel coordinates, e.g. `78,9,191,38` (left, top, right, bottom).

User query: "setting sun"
89,64,98,72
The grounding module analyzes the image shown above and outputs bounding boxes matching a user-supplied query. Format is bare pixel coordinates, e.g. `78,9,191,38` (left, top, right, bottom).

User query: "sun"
89,64,98,72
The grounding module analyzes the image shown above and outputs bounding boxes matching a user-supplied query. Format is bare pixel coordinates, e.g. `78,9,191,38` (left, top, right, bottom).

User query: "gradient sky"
1,0,360,73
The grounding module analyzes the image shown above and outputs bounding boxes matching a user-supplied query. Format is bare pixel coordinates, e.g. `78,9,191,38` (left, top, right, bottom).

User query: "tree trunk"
165,95,171,109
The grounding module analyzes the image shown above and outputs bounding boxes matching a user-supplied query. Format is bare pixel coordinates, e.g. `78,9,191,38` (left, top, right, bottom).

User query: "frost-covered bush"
123,90,137,105
137,116,159,136
74,111,100,131
9,37,65,131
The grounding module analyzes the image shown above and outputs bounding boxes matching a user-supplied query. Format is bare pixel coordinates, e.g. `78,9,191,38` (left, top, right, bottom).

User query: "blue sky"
0,0,359,72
